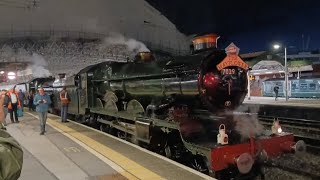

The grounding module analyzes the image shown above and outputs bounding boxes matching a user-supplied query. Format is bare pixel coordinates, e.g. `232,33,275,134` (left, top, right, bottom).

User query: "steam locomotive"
6,34,305,179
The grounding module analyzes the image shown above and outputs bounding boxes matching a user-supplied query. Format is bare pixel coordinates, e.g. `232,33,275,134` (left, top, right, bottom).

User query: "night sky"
147,0,320,53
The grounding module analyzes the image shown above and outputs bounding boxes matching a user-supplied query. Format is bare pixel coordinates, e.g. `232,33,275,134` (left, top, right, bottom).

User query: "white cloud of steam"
232,105,264,140
27,53,51,78
104,32,150,53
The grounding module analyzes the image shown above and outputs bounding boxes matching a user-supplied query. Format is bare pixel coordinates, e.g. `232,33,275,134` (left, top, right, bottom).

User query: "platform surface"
4,111,214,180
243,96,320,108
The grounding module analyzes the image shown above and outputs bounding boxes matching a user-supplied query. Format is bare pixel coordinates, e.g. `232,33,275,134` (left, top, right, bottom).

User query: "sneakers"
40,132,44,135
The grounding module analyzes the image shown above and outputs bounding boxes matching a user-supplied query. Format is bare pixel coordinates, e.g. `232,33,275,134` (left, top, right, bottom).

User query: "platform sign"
216,43,249,71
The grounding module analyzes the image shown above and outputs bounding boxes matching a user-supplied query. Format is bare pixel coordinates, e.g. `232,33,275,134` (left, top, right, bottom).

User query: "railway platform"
4,111,214,180
243,96,320,108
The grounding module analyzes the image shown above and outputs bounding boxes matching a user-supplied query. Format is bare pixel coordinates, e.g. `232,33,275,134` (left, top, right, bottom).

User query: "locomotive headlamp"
277,127,282,133
217,124,228,145
271,118,282,134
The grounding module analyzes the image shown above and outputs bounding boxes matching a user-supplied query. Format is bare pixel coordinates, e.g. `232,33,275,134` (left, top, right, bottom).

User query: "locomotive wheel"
117,131,126,139
190,156,209,174
99,124,110,133
164,145,172,159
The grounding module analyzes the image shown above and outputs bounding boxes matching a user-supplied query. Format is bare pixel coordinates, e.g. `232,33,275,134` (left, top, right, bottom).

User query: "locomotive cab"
74,75,81,88
191,34,219,54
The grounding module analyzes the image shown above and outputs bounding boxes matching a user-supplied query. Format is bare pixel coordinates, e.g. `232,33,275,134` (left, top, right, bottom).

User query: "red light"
203,72,217,91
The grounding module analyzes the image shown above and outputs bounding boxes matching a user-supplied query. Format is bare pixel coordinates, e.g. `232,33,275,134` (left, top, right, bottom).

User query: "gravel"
263,153,320,179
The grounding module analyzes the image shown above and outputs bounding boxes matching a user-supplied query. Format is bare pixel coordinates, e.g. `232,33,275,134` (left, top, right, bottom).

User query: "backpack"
0,128,23,180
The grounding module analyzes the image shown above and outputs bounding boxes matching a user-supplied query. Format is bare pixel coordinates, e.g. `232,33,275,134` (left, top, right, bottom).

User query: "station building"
241,51,320,96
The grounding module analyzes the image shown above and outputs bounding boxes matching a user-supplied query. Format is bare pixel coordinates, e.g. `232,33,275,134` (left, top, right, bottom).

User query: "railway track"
259,115,320,155
258,115,320,129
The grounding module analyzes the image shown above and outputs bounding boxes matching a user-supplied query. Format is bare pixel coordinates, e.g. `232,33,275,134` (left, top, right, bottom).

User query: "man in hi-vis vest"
59,87,70,123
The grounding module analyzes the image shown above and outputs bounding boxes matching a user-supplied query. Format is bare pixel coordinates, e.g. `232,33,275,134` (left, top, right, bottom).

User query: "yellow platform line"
28,113,164,180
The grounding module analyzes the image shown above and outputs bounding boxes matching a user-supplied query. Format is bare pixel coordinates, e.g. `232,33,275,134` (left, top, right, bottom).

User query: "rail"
258,115,320,129
258,115,320,155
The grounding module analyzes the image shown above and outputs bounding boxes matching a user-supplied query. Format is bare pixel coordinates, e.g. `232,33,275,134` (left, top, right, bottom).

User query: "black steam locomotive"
9,34,303,179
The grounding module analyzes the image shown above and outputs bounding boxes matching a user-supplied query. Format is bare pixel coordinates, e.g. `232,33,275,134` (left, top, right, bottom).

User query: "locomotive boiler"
91,34,248,113
47,34,305,179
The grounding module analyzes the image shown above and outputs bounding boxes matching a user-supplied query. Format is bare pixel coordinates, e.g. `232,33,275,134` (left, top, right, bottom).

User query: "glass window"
300,83,307,90
291,84,297,90
309,83,316,90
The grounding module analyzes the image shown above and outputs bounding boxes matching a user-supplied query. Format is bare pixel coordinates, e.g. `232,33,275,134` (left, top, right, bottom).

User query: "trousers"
38,112,47,133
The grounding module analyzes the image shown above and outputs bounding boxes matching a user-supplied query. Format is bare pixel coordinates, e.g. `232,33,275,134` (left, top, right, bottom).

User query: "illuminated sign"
216,43,249,71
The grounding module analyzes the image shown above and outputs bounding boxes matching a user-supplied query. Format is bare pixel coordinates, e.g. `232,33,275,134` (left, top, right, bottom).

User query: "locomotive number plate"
221,68,236,75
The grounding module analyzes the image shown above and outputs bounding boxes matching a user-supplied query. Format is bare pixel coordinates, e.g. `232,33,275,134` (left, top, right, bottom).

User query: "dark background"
147,0,320,53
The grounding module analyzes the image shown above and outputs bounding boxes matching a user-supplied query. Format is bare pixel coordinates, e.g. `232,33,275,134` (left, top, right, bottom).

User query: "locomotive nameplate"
216,56,248,70
217,43,249,70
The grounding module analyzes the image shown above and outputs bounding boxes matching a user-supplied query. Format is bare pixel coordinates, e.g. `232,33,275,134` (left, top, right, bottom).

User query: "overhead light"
7,72,16,80
0,71,4,74
273,44,281,50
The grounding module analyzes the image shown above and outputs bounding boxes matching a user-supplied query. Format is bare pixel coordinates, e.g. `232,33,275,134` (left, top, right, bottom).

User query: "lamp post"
273,44,288,101
247,70,251,100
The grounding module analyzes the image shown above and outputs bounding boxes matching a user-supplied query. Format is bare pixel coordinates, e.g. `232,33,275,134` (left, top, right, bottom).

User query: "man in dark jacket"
18,89,25,111
274,86,279,101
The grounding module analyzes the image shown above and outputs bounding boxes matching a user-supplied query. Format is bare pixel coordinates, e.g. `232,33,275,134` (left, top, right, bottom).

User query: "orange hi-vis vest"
60,91,70,105
7,91,20,110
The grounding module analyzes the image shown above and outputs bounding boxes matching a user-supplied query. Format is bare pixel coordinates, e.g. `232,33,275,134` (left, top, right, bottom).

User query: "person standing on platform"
1,90,9,127
0,90,7,128
33,87,51,135
273,85,279,101
28,91,35,111
7,89,20,123
59,87,70,123
18,89,25,111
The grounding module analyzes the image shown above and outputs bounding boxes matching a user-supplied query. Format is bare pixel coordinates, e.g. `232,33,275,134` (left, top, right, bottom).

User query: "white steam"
104,32,150,53
232,105,264,139
27,53,51,78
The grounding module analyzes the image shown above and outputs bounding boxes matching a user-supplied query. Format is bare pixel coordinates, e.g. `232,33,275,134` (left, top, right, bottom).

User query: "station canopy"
251,60,284,75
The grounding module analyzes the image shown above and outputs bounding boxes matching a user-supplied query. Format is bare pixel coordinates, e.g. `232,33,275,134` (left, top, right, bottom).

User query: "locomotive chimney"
191,33,220,54
134,52,155,62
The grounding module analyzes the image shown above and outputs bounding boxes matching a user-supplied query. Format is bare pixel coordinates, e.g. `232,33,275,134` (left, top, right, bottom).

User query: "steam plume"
104,32,150,53
232,105,264,139
27,53,51,78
